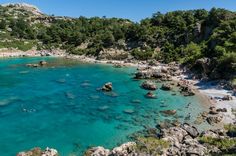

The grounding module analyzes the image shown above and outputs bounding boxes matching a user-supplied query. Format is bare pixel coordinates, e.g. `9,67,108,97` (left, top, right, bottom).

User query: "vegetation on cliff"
0,4,235,79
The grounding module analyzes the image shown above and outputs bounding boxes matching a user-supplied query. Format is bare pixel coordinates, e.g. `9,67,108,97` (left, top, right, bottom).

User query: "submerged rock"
98,106,109,111
141,81,157,90
123,109,135,114
160,110,177,116
130,99,141,104
145,91,157,99
39,60,47,66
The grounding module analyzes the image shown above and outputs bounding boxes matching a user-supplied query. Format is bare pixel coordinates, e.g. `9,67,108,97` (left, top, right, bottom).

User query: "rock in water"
161,83,172,91
141,81,157,90
207,115,223,125
145,91,157,99
123,109,135,114
39,60,47,66
160,110,177,116
101,82,113,92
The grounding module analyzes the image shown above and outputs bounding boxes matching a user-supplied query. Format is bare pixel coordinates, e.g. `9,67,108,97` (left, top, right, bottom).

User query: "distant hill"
0,3,235,80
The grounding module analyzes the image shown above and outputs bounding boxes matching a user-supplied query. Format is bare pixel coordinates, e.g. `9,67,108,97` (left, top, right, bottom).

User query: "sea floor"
0,57,208,155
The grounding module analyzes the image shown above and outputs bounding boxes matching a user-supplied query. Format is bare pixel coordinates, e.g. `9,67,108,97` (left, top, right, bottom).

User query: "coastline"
1,50,235,126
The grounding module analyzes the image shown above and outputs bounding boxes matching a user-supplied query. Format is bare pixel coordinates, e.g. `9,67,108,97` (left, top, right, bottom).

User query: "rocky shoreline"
1,51,235,155
84,123,236,156
18,123,236,156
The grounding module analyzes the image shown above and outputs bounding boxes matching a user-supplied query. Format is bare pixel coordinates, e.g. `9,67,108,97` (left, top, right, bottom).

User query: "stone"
101,82,113,92
207,115,223,125
209,107,218,115
39,60,47,66
160,110,177,116
110,142,136,156
141,81,157,90
145,91,157,99
85,146,110,156
123,109,135,114
17,147,58,156
216,108,227,112
181,123,199,138
222,95,233,101
161,83,172,91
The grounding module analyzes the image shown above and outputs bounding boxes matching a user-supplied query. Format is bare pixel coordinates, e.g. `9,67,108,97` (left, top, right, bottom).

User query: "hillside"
0,3,235,81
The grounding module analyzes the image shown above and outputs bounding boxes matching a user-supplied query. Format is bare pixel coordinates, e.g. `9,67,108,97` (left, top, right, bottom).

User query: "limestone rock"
101,82,113,92
17,147,58,156
141,81,157,90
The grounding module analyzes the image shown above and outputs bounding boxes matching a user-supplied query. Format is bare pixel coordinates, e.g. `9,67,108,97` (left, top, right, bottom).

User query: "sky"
0,0,236,21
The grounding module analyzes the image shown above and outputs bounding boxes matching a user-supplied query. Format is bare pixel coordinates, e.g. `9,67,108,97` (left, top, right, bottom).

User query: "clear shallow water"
0,57,206,156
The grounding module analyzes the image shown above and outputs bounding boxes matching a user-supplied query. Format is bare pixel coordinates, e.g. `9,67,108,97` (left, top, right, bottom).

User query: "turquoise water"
0,57,206,156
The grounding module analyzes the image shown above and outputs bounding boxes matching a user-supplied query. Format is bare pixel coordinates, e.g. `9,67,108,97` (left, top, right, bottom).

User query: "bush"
131,48,154,60
135,137,169,155
199,136,236,151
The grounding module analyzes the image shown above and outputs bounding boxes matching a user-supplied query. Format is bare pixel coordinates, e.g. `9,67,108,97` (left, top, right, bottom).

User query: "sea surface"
0,57,207,156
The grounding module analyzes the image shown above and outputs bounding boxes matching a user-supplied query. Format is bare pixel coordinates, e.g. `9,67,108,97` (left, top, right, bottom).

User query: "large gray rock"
161,83,172,91
85,142,136,156
141,81,157,90
181,123,199,138
101,82,113,92
207,115,223,125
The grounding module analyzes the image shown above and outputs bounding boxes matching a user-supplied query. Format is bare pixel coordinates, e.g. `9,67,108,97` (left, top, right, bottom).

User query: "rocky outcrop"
207,115,223,125
160,110,177,116
101,82,113,92
222,95,233,101
26,60,47,67
17,147,58,156
195,58,212,78
85,142,136,156
160,124,207,156
178,82,195,96
161,83,172,91
141,81,157,90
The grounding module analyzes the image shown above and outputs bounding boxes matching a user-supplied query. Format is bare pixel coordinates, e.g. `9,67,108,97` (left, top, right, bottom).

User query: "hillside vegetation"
0,3,235,80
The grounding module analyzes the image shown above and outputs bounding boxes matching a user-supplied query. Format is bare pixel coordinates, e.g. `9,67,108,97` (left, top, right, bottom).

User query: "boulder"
179,85,195,96
207,115,223,125
39,60,47,66
160,110,177,116
110,142,136,156
161,83,172,91
85,142,136,156
134,70,152,79
141,81,157,90
209,107,218,115
85,146,110,156
216,108,227,112
145,91,157,99
222,95,233,101
101,82,113,92
26,63,39,67
181,123,199,138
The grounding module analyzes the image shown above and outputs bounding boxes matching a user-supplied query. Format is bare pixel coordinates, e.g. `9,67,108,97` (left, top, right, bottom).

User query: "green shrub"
135,137,169,155
199,136,236,151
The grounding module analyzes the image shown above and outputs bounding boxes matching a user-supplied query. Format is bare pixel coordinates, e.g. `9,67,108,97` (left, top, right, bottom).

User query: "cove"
0,57,207,155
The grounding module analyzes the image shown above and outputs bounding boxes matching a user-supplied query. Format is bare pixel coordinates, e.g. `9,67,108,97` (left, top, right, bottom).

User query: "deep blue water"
0,57,206,156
